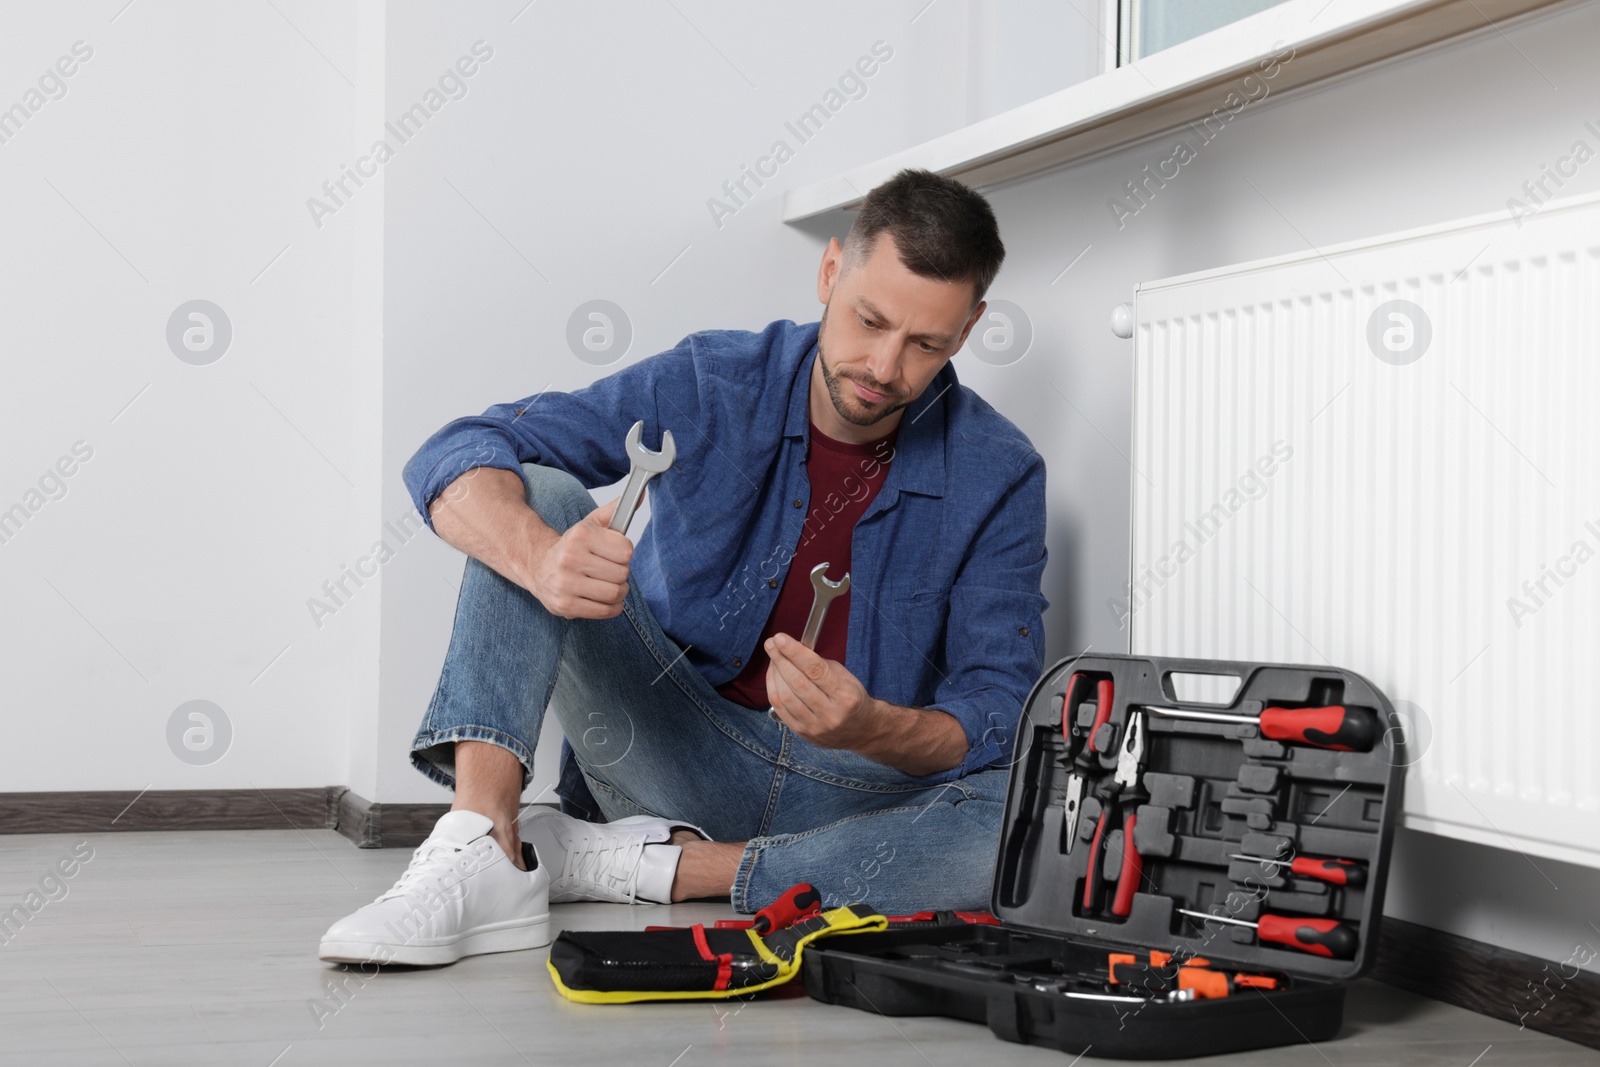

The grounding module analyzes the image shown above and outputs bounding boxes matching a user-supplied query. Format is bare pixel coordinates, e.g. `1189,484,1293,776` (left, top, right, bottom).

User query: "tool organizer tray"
803,653,1405,1059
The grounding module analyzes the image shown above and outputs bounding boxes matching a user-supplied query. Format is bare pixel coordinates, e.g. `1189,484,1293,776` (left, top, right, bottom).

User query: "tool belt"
547,884,888,1004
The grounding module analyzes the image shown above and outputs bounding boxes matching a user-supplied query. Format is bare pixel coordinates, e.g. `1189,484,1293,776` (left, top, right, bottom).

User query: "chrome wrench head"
607,420,676,534
798,562,850,649
769,562,851,722
624,420,677,474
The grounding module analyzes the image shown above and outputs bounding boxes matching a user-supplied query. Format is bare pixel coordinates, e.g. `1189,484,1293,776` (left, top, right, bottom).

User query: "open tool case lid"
994,652,1405,982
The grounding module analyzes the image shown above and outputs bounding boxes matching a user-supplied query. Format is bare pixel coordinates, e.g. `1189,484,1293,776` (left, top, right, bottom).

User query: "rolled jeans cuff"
410,725,537,792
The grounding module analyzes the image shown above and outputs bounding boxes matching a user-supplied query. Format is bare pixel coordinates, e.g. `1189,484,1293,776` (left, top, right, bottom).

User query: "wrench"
798,562,850,648
768,563,850,722
607,420,675,535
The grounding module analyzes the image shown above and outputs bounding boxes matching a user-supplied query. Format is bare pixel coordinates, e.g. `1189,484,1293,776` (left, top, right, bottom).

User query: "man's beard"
817,308,910,427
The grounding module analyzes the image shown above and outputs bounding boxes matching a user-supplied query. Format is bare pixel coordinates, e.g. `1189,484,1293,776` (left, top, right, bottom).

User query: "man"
319,169,1048,966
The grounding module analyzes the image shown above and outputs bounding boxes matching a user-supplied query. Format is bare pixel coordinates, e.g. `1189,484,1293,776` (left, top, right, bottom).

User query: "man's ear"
817,238,845,305
953,298,987,352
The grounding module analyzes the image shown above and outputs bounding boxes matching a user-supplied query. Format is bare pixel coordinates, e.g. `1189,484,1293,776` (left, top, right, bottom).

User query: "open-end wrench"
799,562,850,648
607,420,675,536
767,562,850,722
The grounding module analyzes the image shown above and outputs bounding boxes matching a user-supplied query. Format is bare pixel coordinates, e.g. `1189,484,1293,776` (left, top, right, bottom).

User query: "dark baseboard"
0,787,339,834
331,788,449,849
0,786,443,848
1374,917,1600,1050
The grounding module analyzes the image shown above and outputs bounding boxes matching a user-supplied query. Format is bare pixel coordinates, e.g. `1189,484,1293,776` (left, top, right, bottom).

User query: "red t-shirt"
716,421,898,709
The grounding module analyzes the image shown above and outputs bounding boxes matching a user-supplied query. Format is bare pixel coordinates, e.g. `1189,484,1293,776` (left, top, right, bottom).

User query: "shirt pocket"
874,588,949,704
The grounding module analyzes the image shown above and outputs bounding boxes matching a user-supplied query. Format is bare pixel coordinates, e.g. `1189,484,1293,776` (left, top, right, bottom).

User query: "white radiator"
1128,190,1600,869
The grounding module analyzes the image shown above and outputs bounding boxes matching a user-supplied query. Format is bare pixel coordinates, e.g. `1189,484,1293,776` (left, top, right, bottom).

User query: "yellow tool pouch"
548,904,887,1004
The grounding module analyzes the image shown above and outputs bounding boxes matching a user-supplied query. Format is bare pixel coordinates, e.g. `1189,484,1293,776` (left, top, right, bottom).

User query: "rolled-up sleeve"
402,341,694,531
923,449,1049,779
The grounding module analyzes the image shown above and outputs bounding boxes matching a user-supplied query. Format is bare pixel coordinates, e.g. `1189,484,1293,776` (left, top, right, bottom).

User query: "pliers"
1082,710,1147,918
1060,673,1115,854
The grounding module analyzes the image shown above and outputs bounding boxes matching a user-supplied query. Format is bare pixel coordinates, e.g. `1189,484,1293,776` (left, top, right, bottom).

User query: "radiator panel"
1130,194,1600,867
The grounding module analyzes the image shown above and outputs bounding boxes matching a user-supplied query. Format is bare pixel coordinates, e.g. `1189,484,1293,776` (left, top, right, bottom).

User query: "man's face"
814,232,986,430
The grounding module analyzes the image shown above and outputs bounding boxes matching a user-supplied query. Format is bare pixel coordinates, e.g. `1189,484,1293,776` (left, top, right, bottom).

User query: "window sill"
782,0,1568,222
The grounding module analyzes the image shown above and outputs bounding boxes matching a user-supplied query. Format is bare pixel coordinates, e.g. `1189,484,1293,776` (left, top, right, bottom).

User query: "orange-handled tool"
1108,954,1281,998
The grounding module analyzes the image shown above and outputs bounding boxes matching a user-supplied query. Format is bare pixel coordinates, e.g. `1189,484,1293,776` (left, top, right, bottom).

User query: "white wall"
0,0,972,800
0,0,376,794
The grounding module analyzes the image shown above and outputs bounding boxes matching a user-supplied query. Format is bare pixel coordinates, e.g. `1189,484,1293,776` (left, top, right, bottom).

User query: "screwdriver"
1145,704,1377,751
1230,853,1367,887
1178,908,1358,959
750,882,822,933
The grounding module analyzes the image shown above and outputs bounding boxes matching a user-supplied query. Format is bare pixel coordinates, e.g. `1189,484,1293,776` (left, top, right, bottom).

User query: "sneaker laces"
557,825,649,903
374,839,472,904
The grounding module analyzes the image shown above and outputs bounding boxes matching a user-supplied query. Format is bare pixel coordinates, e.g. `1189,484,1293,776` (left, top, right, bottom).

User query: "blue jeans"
410,463,1009,914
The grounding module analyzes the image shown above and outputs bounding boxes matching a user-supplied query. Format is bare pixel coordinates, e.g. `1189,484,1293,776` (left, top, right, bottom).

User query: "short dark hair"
843,169,1005,305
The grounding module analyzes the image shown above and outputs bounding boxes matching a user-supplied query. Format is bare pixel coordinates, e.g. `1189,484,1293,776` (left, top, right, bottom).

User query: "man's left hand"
765,633,883,750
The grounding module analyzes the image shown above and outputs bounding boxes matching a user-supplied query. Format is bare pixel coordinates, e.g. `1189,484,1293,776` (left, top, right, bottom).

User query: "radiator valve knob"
1111,303,1133,339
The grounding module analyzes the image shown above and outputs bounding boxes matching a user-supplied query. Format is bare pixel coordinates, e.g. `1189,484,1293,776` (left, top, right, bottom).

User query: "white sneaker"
318,810,550,965
521,807,707,905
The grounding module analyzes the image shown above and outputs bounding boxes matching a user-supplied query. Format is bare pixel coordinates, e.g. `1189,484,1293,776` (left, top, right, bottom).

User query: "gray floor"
1,830,1595,1067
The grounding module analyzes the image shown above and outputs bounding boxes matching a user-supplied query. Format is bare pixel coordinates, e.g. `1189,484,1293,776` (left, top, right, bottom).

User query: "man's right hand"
525,497,633,619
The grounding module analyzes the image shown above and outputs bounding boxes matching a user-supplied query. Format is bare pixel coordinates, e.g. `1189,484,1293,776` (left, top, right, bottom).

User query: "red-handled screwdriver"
712,883,823,932
751,883,822,934
1230,853,1367,887
1146,704,1377,751
1178,908,1358,959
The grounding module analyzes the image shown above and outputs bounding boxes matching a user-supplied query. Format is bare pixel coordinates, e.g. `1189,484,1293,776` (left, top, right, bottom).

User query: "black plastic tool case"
803,653,1405,1059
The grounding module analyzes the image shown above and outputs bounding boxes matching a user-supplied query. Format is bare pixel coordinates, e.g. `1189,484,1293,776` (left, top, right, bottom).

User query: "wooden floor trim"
332,788,449,849
1374,917,1599,1049
0,787,451,849
0,787,338,834
0,790,451,844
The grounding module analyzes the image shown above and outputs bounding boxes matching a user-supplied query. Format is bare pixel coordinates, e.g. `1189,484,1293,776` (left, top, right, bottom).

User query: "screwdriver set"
802,653,1404,1059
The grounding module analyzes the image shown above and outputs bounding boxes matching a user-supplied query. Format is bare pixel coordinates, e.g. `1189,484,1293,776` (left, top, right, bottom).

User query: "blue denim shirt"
403,319,1049,780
